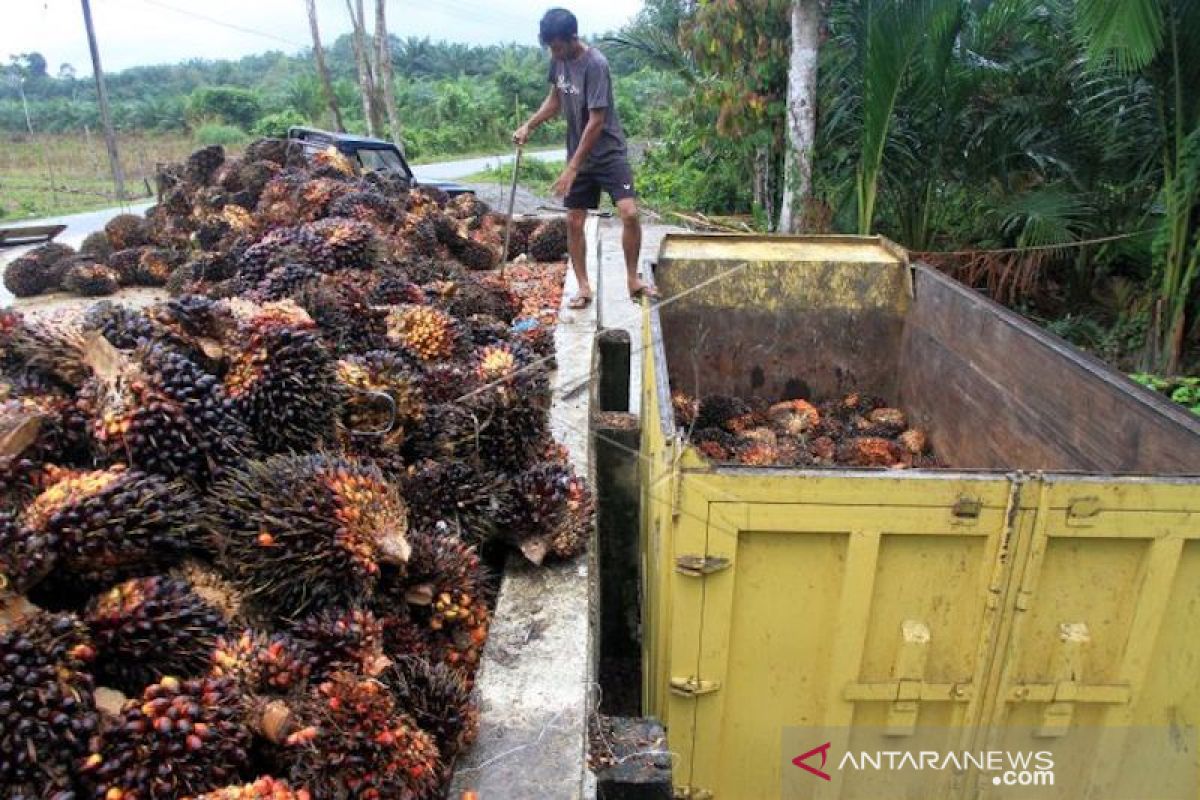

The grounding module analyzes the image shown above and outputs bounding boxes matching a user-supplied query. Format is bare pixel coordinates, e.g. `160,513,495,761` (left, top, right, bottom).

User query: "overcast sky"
2,0,645,75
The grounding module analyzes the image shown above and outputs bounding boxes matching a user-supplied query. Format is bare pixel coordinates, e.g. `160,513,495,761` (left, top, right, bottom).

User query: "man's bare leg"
616,197,653,296
566,208,592,305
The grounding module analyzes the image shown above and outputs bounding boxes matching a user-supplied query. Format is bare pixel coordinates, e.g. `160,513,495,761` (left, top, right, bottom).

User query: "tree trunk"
374,0,404,152
778,0,820,234
306,0,345,132
80,0,125,200
346,0,380,136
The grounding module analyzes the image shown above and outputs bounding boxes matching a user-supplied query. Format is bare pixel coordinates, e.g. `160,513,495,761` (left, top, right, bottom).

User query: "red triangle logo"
792,741,832,781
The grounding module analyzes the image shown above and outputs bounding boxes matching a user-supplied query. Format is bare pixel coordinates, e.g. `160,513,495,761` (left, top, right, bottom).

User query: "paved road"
413,148,564,181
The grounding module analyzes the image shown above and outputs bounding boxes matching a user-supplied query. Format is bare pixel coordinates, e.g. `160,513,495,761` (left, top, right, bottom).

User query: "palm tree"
1077,0,1200,373
305,0,345,132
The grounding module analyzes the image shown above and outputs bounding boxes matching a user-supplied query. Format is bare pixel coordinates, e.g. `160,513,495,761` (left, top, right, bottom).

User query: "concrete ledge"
451,217,601,799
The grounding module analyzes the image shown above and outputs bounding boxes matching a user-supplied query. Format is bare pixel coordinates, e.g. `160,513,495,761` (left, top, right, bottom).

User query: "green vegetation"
612,0,1200,379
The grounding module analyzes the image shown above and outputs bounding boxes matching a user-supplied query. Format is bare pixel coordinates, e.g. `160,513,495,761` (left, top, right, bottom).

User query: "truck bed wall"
654,235,1200,475
899,265,1200,473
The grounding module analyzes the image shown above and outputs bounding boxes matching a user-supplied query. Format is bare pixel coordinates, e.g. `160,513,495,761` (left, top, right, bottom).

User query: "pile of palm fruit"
674,391,941,468
4,141,569,301
0,139,589,799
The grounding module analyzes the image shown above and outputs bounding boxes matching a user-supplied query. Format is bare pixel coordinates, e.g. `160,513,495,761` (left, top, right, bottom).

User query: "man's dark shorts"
564,157,637,210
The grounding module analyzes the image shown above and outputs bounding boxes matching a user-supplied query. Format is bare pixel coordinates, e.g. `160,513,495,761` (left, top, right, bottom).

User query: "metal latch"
1007,622,1131,737
670,676,722,697
952,497,982,521
674,787,714,800
675,554,731,577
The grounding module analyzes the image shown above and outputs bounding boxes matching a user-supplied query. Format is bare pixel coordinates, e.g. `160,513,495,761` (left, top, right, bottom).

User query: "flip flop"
629,286,659,301
568,294,593,309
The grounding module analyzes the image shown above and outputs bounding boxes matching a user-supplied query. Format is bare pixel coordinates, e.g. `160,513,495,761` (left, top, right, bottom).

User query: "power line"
116,0,309,50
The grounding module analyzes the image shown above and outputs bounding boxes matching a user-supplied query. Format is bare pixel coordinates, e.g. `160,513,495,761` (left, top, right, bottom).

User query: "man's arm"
549,108,605,197
513,86,560,145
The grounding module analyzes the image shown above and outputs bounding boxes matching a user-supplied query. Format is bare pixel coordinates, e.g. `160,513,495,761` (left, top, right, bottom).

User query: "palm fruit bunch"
446,277,521,323
252,263,321,302
500,459,593,564
397,213,442,259
220,301,340,453
682,390,937,467
189,776,312,800
293,274,388,355
82,341,253,485
505,217,541,261
209,629,313,695
463,313,513,348
237,226,333,287
3,313,93,389
327,190,399,230
274,673,441,800
378,527,490,675
104,213,151,250
245,137,304,168
367,265,424,306
18,464,200,583
385,305,460,362
208,453,411,616
134,247,182,287
0,509,57,594
306,216,376,271
289,607,389,679
186,145,226,186
84,575,230,693
528,217,569,262
19,462,199,582
107,246,150,285
62,261,121,296
3,242,74,298
336,350,425,459
82,675,252,799
387,656,479,769
0,610,100,798
400,460,506,546
78,230,113,261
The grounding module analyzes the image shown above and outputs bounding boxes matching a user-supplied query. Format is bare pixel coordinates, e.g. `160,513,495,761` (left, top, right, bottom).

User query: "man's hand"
551,165,579,198
512,123,532,146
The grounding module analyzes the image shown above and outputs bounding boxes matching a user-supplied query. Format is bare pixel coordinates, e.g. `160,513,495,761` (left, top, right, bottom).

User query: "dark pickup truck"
287,127,474,198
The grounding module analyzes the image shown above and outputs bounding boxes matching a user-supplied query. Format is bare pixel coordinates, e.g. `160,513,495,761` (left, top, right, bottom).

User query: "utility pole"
80,0,126,200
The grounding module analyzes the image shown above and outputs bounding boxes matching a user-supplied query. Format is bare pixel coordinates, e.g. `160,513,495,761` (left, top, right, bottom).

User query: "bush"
252,109,308,138
188,86,262,129
194,123,248,147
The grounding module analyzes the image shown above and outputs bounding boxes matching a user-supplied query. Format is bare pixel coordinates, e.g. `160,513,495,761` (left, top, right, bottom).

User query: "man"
513,7,656,308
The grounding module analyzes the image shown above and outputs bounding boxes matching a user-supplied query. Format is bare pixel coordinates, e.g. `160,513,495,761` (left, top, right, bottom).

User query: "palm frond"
1076,0,1165,72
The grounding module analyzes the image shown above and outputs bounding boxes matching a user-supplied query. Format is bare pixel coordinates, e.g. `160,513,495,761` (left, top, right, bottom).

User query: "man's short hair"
539,8,578,46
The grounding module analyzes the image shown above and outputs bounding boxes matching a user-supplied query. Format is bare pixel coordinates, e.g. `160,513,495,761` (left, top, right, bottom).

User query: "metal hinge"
952,497,982,521
675,554,731,577
670,676,722,697
1067,497,1101,526
674,786,714,799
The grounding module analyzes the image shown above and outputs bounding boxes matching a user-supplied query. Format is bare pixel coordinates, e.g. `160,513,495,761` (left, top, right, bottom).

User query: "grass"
0,132,211,220
461,159,569,203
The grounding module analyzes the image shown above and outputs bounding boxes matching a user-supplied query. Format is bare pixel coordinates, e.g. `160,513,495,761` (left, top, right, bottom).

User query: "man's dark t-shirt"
547,46,627,168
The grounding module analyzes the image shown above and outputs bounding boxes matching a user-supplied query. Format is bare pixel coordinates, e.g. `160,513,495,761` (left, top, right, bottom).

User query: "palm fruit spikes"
209,629,313,695
221,300,341,454
83,338,254,484
277,673,442,800
388,656,479,767
289,606,390,678
208,453,410,616
81,675,252,799
19,464,201,582
85,576,231,693
0,611,99,798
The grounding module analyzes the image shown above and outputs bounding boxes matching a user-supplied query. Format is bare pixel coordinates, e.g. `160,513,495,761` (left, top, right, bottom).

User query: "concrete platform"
451,215,680,799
